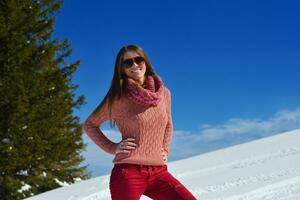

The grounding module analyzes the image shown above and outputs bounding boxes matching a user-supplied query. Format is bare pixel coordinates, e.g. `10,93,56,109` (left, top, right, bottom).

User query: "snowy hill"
25,128,300,200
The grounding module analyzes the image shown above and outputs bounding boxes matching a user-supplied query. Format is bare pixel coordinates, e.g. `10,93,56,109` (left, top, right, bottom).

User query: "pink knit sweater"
82,86,173,166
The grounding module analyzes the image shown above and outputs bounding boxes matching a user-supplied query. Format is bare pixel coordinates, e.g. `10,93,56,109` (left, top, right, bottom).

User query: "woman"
83,45,197,200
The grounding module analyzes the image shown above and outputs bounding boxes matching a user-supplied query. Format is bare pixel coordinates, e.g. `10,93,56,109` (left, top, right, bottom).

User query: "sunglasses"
122,56,145,68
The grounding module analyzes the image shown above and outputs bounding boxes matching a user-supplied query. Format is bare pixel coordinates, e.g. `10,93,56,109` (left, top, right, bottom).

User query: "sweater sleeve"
163,87,173,156
82,98,117,155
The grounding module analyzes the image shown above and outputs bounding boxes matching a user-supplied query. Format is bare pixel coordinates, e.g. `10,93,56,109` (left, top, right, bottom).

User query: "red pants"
109,163,197,200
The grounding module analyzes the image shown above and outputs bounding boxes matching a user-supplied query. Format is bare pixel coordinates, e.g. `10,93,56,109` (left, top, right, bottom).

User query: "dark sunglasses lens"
123,59,133,67
135,56,145,64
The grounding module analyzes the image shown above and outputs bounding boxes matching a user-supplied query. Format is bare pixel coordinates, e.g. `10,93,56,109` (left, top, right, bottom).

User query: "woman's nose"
132,62,139,67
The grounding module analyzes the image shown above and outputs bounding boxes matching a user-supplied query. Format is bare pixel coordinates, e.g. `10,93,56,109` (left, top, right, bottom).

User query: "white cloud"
198,107,300,142
169,107,300,161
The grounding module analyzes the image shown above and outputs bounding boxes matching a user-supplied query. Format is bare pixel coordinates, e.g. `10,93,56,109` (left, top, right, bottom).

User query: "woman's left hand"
161,148,168,163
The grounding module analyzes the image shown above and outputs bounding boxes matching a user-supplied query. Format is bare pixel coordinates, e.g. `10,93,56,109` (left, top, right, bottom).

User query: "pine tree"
0,0,91,199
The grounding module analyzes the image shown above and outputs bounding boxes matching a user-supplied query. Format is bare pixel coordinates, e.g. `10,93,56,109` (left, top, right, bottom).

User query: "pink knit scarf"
125,74,164,106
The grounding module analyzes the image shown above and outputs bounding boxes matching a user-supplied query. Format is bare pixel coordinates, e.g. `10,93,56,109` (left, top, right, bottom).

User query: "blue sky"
53,0,300,177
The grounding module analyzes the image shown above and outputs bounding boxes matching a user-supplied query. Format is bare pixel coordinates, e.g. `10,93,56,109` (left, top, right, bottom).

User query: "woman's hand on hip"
114,138,137,155
161,148,168,163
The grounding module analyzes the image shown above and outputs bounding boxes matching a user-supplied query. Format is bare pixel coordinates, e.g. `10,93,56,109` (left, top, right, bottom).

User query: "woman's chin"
131,74,144,80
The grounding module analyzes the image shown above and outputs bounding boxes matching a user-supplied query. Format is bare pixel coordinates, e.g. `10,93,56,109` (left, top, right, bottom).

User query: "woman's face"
122,51,147,85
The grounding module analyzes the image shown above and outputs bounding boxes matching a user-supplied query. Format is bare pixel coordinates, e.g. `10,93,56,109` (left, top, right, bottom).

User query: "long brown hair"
92,44,157,128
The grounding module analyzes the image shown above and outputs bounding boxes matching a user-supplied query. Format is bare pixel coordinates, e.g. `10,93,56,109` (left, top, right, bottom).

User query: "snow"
1,138,10,143
17,170,28,176
54,178,70,187
25,128,300,200
18,182,31,193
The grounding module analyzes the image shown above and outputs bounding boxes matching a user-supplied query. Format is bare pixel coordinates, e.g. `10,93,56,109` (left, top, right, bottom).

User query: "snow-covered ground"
25,128,300,200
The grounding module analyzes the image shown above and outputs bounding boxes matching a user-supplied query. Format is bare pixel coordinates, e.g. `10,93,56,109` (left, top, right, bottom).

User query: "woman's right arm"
82,98,117,155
